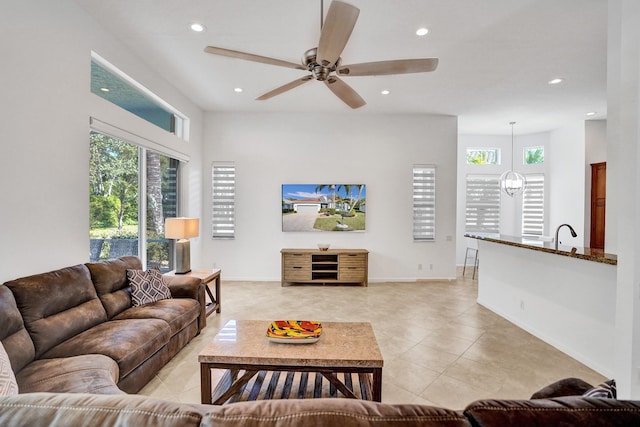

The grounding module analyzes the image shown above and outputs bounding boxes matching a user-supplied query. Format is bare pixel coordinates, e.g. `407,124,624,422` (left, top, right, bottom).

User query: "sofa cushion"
0,392,207,427
583,379,617,399
86,256,143,318
0,285,35,373
464,396,640,426
0,341,18,396
128,268,172,307
202,398,472,427
16,354,123,395
4,264,108,358
41,319,170,379
113,298,200,336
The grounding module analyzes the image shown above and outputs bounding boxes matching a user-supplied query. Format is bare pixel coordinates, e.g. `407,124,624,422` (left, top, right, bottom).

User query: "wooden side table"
165,269,221,316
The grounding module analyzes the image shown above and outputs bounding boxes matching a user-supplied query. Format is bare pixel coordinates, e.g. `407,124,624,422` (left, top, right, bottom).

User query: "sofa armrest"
163,275,206,331
530,377,594,399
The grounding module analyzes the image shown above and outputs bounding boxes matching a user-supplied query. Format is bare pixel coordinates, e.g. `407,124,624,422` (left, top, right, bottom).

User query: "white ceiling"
74,0,607,135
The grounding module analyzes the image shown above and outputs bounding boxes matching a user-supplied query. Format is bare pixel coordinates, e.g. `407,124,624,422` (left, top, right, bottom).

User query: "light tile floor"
139,272,605,409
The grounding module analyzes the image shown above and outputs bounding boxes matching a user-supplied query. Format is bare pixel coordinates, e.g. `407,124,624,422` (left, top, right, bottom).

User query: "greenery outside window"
466,148,500,165
524,146,544,164
90,132,180,271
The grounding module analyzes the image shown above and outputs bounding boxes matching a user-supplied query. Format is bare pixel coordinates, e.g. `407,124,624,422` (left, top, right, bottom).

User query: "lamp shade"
165,217,199,239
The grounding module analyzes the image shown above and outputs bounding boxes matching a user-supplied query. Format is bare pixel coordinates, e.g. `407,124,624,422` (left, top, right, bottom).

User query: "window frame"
212,162,236,239
465,148,501,165
465,174,501,234
412,165,436,241
522,174,545,237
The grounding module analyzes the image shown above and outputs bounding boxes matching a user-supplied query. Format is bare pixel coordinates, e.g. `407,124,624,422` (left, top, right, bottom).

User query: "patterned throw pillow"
127,268,172,307
0,340,18,396
583,379,617,399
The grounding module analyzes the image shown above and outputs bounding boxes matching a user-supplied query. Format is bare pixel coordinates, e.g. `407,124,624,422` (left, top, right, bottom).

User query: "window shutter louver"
413,165,436,241
212,162,236,239
465,175,501,233
522,174,545,236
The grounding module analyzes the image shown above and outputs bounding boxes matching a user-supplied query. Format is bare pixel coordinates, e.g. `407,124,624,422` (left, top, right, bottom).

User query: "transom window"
466,148,500,165
524,146,544,164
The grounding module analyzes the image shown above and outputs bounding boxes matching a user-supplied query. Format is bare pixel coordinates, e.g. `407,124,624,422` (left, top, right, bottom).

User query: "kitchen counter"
464,232,617,265
465,232,617,378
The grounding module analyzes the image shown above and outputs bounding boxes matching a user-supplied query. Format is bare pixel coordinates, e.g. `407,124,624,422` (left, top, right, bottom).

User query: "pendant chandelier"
500,121,527,197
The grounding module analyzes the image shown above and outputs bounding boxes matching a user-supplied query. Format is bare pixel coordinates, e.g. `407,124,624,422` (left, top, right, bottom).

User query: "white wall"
608,0,640,398
548,123,585,248
202,112,458,281
0,0,204,283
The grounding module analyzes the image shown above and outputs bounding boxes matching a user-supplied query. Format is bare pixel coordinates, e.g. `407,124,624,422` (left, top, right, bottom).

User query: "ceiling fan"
204,0,438,109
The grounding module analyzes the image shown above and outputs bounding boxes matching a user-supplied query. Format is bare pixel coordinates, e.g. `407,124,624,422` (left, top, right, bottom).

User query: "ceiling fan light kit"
203,0,438,109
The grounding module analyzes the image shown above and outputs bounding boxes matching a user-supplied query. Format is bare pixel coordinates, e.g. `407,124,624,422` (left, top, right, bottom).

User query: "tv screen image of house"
282,184,366,232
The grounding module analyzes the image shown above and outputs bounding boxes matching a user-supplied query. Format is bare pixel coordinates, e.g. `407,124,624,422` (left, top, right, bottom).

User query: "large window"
212,162,236,239
465,175,500,233
89,132,180,270
522,174,545,236
412,165,436,241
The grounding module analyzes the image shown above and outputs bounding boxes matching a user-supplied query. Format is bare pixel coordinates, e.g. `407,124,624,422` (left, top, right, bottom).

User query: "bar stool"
463,243,479,279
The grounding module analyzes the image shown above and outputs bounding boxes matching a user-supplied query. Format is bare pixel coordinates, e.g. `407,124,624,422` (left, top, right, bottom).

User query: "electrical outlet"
418,263,423,270
520,300,525,310
429,264,433,270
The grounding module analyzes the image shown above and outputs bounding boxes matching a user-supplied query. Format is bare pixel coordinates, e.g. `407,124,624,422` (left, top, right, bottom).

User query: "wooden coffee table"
199,320,383,404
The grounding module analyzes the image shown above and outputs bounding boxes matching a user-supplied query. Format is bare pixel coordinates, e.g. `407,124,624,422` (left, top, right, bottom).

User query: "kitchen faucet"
555,224,577,250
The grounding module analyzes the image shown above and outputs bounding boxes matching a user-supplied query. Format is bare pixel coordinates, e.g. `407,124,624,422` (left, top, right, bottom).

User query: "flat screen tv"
282,184,366,232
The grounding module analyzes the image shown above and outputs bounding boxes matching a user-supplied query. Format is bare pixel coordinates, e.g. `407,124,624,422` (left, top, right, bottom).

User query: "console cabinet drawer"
339,254,366,267
339,266,366,281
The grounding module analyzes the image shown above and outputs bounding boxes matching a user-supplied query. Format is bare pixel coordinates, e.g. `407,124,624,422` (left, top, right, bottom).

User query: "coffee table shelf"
211,369,375,404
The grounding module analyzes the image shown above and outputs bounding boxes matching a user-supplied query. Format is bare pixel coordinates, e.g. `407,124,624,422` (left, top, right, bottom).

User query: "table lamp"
165,217,199,274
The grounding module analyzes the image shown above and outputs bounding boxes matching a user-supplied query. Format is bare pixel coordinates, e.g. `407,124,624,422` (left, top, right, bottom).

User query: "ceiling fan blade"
204,46,306,70
324,76,365,109
256,76,313,101
316,1,360,67
337,58,439,76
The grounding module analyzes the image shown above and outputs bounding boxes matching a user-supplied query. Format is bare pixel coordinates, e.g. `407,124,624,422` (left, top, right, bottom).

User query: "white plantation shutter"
465,175,500,233
413,165,436,241
522,174,544,236
211,162,236,238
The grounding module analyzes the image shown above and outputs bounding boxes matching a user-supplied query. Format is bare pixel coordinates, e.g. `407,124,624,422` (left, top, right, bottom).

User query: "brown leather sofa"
1,388,640,426
0,256,205,394
3,259,640,425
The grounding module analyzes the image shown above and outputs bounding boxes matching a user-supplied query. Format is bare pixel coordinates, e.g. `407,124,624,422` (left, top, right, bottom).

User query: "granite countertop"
464,233,617,265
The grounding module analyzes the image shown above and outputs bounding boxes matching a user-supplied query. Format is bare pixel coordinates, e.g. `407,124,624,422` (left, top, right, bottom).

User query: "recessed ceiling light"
190,23,206,32
234,87,243,93
100,87,110,92
416,27,429,36
586,111,597,116
548,78,564,85
381,89,390,95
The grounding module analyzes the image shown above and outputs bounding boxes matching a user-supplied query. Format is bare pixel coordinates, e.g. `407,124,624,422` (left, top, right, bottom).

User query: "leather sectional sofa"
2,258,640,425
1,386,640,426
0,256,205,394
